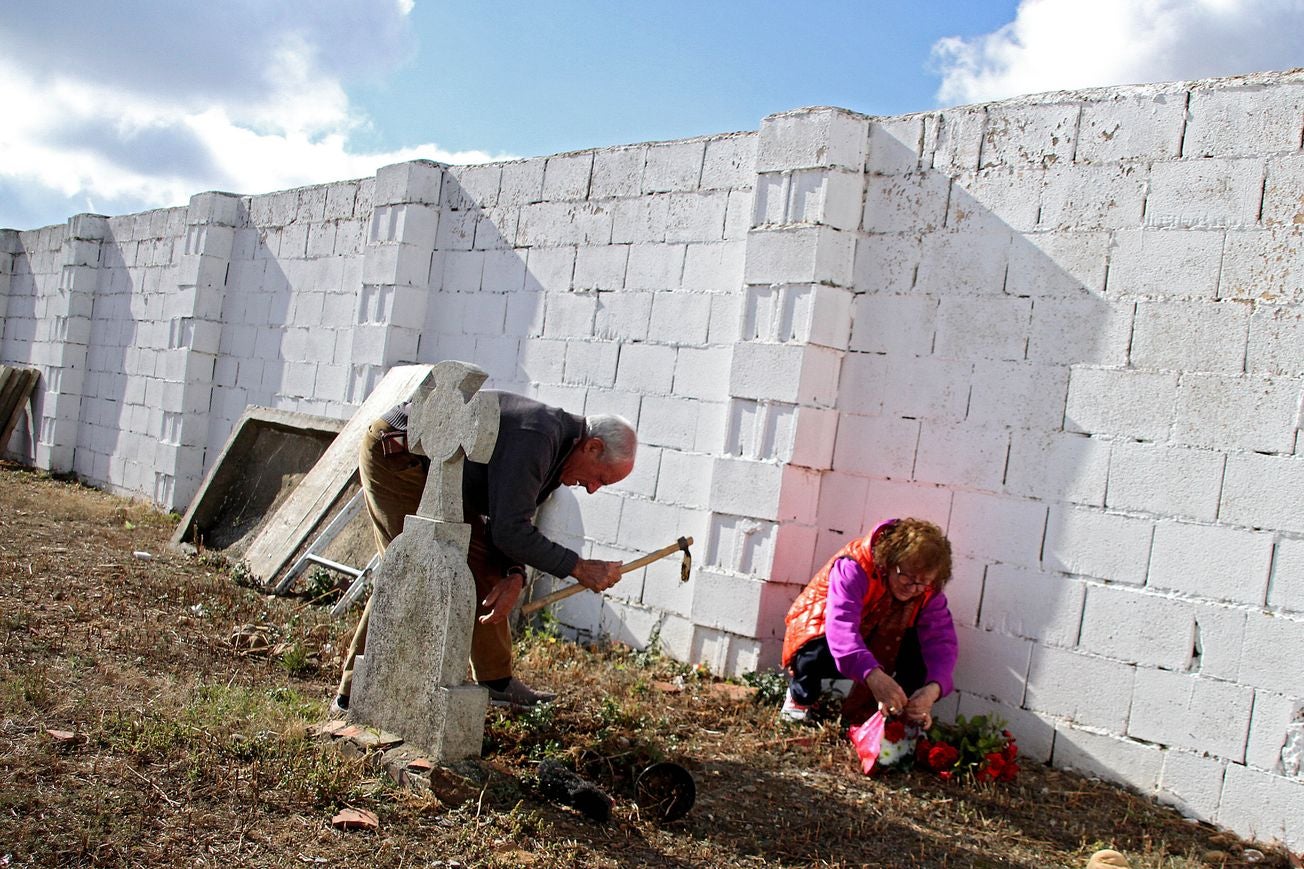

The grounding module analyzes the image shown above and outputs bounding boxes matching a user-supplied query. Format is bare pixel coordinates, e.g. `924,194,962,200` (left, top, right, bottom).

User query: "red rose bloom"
915,738,933,765
927,743,959,771
884,719,907,742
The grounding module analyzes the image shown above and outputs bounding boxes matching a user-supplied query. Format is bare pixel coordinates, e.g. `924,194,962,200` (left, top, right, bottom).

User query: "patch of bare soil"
0,462,1296,868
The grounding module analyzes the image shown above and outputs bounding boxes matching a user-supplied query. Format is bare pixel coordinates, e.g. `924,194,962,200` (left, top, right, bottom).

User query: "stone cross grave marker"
349,360,500,760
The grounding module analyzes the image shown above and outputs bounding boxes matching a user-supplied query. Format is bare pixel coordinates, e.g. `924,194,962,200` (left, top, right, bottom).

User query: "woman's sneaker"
780,688,815,722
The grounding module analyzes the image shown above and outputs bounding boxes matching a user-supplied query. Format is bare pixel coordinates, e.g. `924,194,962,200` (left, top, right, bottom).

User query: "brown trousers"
336,420,514,698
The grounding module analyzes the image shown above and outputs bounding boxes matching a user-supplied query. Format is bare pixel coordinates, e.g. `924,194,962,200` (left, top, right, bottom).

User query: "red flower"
915,738,933,765
938,769,954,781
884,719,907,742
926,742,959,771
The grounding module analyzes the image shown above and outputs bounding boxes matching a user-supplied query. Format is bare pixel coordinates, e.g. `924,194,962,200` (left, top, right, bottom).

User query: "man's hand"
478,573,524,624
571,559,623,592
904,682,942,728
865,667,909,716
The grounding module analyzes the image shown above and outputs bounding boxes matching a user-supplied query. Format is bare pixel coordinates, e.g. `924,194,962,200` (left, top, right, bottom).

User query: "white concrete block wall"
4,67,1303,850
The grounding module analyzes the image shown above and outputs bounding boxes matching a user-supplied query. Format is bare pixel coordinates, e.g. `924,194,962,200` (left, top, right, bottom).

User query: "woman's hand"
478,572,524,624
904,682,942,728
866,667,909,715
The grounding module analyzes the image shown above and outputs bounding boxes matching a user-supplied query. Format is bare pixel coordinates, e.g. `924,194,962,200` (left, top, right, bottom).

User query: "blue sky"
2,0,1303,231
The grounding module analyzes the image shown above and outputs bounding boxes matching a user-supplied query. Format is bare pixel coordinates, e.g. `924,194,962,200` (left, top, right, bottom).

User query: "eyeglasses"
892,566,933,592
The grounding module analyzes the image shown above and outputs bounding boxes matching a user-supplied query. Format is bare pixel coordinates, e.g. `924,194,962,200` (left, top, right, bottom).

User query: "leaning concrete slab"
241,364,435,586
170,406,344,556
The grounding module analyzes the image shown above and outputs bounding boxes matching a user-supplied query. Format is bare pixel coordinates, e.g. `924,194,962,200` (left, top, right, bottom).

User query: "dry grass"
0,461,1295,868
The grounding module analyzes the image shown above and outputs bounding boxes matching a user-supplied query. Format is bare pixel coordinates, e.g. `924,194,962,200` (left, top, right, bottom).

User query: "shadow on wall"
806,112,1121,769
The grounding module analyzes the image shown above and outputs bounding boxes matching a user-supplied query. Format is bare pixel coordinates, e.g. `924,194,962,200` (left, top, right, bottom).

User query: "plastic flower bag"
848,708,885,774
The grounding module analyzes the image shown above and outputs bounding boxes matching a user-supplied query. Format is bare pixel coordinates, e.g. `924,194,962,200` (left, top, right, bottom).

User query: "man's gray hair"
587,413,637,464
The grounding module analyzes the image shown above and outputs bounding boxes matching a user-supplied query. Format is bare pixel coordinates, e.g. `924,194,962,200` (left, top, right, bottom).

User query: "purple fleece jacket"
824,557,958,696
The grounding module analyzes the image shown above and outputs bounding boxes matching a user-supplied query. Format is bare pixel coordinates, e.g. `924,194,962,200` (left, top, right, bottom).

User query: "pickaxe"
520,536,693,616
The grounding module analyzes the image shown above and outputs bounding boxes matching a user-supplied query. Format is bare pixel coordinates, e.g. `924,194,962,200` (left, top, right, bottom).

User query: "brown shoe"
485,677,556,709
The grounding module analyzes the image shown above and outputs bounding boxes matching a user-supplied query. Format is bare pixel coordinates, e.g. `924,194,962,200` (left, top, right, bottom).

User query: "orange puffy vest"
781,523,935,668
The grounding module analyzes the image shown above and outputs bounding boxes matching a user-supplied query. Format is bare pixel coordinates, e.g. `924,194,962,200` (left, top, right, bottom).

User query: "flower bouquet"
860,713,1019,782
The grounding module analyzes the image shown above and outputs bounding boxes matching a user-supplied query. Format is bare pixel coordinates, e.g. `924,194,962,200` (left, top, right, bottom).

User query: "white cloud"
0,1,511,230
932,0,1304,106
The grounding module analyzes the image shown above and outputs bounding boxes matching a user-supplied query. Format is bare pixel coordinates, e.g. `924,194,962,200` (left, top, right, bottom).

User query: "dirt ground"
0,462,1297,868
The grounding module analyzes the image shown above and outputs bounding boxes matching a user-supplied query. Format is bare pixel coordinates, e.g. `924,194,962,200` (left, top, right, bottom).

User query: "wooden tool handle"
520,536,693,616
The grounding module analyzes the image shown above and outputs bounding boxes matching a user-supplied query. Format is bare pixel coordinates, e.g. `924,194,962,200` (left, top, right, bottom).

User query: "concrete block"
1270,537,1304,614
1217,762,1304,851
1045,505,1153,584
614,342,676,394
914,228,1012,296
830,412,918,479
561,340,619,388
444,164,500,211
434,208,475,251
1076,89,1187,163
943,555,984,628
625,243,686,291
1147,159,1265,231
1064,367,1178,441
610,444,658,498
701,134,757,190
926,107,985,173
1106,442,1225,522
1247,303,1304,376
1025,646,1134,731
948,492,1047,568
656,448,713,508
771,524,819,586
498,159,545,207
1218,227,1304,302
475,206,519,250
1079,584,1195,669
1131,300,1249,373
1027,297,1133,367
724,189,753,240
967,361,1069,430
682,241,745,293
480,249,527,294
517,337,567,384
710,456,782,521
1006,430,1110,506
849,293,936,356
815,471,869,533
757,108,868,172
1245,689,1303,772
590,146,646,200
862,172,949,233
743,226,853,287
439,250,484,293
742,283,852,349
618,496,698,560
689,570,768,635
612,195,669,244
1040,163,1148,230
947,167,1042,234
879,356,970,422
542,291,597,339
980,564,1086,647
1174,373,1298,454
914,422,1009,490
1051,724,1163,794
980,102,1078,169
374,160,442,206
1150,519,1273,606
1238,611,1304,695
1129,668,1253,760
1185,82,1304,158
1262,154,1304,228
852,233,921,295
638,394,700,451
542,153,593,201
952,625,1032,704
649,292,711,346
1156,750,1226,822
665,191,728,242
517,201,613,247
642,140,704,193
672,346,731,402
866,116,924,176
523,246,576,294
572,245,628,292
729,342,840,407
1005,230,1109,298
594,291,652,341
581,386,642,428
706,513,776,576
503,290,546,339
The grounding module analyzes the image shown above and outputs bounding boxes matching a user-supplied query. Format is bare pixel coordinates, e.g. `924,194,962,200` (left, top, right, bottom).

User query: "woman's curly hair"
872,518,953,587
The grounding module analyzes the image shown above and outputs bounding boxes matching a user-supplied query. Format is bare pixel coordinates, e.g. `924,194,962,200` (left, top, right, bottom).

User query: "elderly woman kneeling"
781,518,957,726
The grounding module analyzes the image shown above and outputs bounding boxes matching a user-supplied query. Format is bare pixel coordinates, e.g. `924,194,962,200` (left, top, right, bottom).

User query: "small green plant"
227,560,256,588
302,566,341,605
742,668,788,707
278,640,317,677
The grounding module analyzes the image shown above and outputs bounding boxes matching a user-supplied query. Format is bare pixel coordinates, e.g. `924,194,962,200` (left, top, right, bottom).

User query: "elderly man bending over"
332,391,636,713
